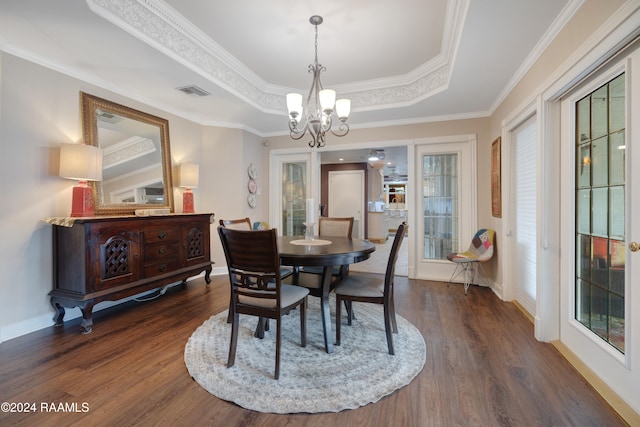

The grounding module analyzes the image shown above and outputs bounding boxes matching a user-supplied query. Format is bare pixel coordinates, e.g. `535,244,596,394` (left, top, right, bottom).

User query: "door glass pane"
577,143,591,188
591,86,608,139
609,74,625,132
592,188,608,236
422,154,457,259
591,136,608,187
609,131,625,185
610,186,624,240
574,73,625,354
576,189,590,234
282,162,307,236
577,97,591,143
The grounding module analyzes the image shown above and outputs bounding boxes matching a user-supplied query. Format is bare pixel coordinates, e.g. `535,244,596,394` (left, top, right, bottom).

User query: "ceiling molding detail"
87,0,468,114
102,136,156,169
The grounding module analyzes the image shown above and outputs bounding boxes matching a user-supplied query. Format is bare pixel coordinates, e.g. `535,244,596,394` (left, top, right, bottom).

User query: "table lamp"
59,143,103,217
179,162,199,213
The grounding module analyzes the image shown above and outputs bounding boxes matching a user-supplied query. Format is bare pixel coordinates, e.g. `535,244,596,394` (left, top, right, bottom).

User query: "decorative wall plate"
248,178,257,194
247,163,257,179
247,193,256,208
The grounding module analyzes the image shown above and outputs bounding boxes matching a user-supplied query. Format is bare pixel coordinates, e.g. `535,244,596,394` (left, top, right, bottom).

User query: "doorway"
414,136,477,281
328,170,365,238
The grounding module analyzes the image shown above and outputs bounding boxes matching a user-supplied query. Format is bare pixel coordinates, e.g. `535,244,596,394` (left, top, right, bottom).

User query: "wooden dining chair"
334,222,406,355
219,217,252,230
299,216,354,280
218,226,309,380
220,218,292,325
318,216,354,238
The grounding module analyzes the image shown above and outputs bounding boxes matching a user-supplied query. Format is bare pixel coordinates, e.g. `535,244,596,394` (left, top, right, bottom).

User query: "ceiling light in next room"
367,149,385,161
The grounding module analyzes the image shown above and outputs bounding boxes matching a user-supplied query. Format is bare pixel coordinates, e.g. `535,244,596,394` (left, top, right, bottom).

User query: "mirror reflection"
81,92,174,215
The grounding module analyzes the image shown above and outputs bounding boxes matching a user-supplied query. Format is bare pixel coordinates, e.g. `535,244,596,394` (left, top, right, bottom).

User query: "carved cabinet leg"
51,301,66,326
79,302,95,334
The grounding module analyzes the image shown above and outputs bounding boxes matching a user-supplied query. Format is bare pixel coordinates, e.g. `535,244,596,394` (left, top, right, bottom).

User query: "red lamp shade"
59,143,103,217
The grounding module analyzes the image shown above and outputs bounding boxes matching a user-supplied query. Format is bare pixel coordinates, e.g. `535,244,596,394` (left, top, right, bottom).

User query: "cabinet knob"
159,247,168,254
158,232,167,240
159,264,167,272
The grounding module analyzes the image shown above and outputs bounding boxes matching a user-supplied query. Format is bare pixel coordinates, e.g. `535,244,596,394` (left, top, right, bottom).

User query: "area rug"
184,297,426,413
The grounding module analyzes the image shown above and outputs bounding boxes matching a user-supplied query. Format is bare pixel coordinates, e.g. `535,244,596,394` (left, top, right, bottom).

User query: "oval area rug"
184,297,426,413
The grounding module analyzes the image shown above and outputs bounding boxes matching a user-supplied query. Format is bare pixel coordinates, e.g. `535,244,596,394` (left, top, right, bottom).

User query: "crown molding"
86,0,468,113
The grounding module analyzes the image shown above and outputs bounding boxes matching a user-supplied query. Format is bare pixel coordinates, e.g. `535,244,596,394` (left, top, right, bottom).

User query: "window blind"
510,115,537,313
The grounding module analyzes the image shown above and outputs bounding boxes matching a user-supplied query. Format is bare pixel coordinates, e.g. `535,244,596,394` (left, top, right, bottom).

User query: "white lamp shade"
179,162,199,188
59,143,103,181
286,93,303,115
336,98,351,119
319,89,336,111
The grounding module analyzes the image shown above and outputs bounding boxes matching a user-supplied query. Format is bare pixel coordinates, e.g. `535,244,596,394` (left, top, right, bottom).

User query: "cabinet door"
181,220,210,266
91,225,141,291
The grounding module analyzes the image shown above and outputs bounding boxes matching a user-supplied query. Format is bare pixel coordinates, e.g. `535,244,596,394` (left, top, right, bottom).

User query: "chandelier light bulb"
319,89,336,113
286,93,303,119
336,99,351,120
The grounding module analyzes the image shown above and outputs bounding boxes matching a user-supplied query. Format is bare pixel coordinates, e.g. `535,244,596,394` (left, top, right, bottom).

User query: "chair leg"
275,319,281,380
347,301,353,326
254,317,266,339
383,300,395,355
226,295,233,323
463,262,478,294
447,263,463,285
344,299,356,320
390,292,398,334
335,295,342,346
227,312,239,368
300,298,307,347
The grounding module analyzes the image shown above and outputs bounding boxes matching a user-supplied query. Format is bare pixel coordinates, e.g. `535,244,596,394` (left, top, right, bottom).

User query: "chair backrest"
318,217,354,238
217,226,282,308
467,228,495,261
385,222,407,288
219,217,252,230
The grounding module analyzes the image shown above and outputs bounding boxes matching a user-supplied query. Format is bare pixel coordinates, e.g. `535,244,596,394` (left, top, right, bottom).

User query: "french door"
560,46,640,391
269,152,318,236
414,137,476,281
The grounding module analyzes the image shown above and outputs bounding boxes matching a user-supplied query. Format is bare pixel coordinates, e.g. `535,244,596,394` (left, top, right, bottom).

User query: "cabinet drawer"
144,227,179,244
144,259,180,277
144,242,179,263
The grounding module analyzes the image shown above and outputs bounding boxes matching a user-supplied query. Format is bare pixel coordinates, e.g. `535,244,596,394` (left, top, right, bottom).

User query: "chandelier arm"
322,114,333,132
307,128,320,148
289,120,308,141
312,130,325,148
330,122,350,138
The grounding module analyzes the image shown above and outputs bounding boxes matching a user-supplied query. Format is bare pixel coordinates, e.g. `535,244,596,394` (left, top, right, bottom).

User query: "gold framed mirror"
80,92,174,215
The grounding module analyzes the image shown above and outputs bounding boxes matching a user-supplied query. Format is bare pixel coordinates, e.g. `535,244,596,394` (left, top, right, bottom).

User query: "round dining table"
278,235,376,353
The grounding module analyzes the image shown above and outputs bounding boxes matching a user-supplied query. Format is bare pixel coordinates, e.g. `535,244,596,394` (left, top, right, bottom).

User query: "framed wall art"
491,137,502,218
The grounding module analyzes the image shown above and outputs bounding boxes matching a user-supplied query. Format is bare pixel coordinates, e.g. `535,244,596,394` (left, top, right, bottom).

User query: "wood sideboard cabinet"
48,213,214,333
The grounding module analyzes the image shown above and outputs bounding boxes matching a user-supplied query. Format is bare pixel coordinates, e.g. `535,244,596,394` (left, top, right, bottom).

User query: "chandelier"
286,15,350,148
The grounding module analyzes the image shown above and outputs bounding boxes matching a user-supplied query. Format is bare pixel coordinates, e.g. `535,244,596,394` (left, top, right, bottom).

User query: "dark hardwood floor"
0,274,627,427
